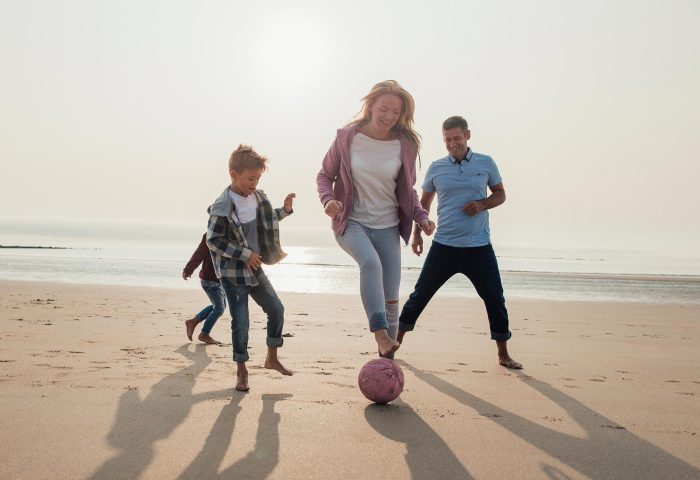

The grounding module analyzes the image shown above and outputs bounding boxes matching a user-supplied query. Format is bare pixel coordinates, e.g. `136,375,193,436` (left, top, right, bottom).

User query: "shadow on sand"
89,343,290,479
364,401,474,479
400,361,699,480
177,393,291,480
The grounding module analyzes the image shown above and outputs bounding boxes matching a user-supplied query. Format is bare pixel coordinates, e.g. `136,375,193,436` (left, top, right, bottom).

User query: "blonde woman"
317,80,435,358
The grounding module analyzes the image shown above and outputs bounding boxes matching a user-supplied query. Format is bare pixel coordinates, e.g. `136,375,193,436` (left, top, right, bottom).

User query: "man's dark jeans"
399,242,511,341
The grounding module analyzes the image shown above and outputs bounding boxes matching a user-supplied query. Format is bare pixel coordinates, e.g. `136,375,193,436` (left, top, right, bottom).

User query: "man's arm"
463,182,506,216
412,191,436,256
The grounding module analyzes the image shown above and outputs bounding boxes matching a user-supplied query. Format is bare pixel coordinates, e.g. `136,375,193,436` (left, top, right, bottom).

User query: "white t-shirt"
348,133,401,228
229,189,259,252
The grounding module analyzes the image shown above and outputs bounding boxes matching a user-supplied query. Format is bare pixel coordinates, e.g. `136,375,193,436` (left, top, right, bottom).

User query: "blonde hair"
350,80,421,149
228,144,268,173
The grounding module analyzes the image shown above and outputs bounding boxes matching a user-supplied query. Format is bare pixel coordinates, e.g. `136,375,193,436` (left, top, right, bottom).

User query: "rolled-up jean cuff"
233,353,250,363
491,331,512,341
369,319,389,332
267,337,283,348
399,321,416,332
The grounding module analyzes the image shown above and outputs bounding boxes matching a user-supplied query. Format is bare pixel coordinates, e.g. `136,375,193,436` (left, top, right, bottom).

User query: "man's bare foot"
198,333,221,345
185,317,198,341
236,364,249,392
397,330,407,344
499,356,523,369
374,329,400,357
264,357,293,376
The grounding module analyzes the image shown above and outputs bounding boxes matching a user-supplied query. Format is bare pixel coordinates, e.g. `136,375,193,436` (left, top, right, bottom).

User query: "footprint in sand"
324,381,353,389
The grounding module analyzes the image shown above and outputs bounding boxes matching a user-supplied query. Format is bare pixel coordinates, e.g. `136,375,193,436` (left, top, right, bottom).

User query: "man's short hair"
229,144,268,173
442,116,469,132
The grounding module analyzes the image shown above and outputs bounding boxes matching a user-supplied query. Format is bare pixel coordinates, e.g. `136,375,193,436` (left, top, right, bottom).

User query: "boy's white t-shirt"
229,189,259,253
348,133,401,228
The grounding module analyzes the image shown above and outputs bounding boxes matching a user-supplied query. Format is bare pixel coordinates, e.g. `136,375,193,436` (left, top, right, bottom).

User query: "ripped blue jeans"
336,220,401,335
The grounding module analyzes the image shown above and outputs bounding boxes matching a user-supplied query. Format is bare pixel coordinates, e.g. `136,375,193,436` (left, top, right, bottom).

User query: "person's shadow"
364,401,474,479
400,361,700,480
88,344,231,480
177,393,292,480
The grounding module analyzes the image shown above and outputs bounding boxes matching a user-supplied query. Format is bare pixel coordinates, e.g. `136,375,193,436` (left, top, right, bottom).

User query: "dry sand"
1,279,698,479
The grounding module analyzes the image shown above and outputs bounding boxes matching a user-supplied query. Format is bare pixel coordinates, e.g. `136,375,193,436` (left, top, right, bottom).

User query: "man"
397,116,522,369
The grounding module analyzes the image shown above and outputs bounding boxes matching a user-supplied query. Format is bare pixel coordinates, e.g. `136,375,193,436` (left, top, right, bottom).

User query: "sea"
1,241,699,305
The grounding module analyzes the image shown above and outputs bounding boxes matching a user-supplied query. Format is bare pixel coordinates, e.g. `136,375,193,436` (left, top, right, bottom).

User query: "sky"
1,0,699,256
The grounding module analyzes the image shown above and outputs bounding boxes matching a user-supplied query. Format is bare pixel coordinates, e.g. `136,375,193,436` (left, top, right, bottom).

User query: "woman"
316,80,435,358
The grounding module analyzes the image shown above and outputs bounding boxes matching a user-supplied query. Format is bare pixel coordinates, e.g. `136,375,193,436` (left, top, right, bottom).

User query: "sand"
0,279,698,479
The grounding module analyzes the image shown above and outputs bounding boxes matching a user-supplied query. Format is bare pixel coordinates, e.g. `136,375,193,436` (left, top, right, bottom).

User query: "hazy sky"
1,0,699,255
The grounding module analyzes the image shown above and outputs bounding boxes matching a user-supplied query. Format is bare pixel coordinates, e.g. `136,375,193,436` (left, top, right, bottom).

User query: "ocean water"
1,243,699,305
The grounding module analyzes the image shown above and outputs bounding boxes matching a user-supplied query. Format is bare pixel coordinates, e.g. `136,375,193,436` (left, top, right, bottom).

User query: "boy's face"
230,168,263,196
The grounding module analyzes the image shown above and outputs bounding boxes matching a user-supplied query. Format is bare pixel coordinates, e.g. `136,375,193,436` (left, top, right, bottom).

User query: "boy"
182,233,225,345
206,144,295,392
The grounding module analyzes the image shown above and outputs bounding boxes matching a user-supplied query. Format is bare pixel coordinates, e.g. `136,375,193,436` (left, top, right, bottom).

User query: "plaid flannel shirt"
206,186,290,286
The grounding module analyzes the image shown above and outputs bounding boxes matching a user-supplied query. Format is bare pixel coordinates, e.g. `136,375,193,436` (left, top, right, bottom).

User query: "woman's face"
368,94,403,134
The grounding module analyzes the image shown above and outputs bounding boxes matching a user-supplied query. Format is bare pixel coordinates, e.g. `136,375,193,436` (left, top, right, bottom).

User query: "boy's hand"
246,252,263,271
324,200,343,218
283,193,296,213
182,272,191,280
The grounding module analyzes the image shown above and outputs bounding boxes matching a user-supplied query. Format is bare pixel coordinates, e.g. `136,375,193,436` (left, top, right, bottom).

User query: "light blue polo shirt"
422,148,502,247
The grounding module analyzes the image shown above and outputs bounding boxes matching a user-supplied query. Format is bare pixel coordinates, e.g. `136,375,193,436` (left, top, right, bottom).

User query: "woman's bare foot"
374,329,400,357
185,317,198,341
198,333,221,345
235,363,249,392
265,347,293,375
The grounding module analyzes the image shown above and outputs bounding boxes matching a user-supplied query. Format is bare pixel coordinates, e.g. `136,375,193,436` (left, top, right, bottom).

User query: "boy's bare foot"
185,317,198,341
235,363,249,392
198,333,221,345
499,356,523,369
264,358,293,376
374,329,400,357
265,347,293,375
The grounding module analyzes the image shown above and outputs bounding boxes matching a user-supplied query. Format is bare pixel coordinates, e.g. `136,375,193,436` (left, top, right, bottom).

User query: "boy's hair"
228,144,268,173
442,116,469,132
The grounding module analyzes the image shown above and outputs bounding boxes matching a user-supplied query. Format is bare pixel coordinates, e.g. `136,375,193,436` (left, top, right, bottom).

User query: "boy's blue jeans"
399,242,511,341
221,269,284,363
195,280,226,335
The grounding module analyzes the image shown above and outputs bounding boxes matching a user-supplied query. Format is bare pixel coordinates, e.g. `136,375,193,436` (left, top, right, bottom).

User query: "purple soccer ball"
358,358,404,404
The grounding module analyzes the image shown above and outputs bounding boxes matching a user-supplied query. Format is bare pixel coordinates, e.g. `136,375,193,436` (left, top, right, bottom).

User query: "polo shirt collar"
448,147,473,165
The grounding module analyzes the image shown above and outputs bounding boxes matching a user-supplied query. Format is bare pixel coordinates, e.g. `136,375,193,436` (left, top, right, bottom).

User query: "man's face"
443,127,471,160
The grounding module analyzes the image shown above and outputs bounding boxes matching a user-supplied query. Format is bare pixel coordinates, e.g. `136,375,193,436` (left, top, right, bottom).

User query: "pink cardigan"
316,125,429,244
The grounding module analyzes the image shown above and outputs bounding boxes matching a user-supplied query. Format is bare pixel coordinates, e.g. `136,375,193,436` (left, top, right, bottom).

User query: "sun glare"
255,15,329,86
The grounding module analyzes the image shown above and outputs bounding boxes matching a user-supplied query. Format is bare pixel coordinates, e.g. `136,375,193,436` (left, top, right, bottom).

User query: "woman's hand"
419,219,435,236
324,200,344,218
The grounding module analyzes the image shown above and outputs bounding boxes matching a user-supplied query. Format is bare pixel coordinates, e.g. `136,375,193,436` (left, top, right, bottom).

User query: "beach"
1,279,698,479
